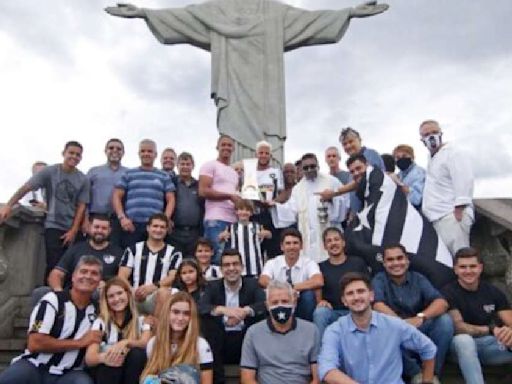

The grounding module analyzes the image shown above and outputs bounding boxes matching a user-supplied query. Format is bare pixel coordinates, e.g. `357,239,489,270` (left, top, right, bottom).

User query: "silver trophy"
317,201,329,224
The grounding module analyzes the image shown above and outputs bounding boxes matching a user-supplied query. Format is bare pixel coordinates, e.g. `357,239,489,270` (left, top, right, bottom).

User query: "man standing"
253,140,284,259
259,228,323,321
443,247,512,384
113,139,175,248
275,162,297,204
0,141,90,278
118,213,182,315
168,152,204,257
270,153,349,262
48,214,123,291
372,244,453,382
392,144,425,210
0,256,103,384
325,146,350,185
199,249,266,383
20,161,47,209
420,120,474,255
313,227,368,337
86,138,127,247
199,135,240,265
318,273,437,384
241,280,320,384
160,147,177,179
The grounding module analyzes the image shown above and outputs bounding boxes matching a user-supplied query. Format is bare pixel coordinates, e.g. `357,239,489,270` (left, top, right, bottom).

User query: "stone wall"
0,205,45,338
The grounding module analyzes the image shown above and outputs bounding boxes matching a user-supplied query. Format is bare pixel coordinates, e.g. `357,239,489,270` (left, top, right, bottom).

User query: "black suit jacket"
198,277,266,329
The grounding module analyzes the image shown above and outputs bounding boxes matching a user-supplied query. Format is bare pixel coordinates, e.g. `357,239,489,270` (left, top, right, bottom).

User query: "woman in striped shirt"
85,277,152,384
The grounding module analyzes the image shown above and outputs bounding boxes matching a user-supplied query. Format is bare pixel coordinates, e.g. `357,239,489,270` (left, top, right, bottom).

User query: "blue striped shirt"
116,167,175,223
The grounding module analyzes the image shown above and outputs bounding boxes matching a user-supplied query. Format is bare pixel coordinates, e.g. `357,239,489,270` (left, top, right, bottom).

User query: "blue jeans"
450,334,512,384
0,359,93,384
313,307,349,339
203,220,231,265
295,290,316,321
402,313,454,376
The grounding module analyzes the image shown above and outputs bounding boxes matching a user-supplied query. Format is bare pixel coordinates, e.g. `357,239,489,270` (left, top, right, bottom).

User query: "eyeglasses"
170,309,191,316
302,164,317,171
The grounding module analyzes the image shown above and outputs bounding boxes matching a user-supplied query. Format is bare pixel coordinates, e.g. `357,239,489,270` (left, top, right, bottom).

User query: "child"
218,199,271,277
194,238,222,281
174,259,206,304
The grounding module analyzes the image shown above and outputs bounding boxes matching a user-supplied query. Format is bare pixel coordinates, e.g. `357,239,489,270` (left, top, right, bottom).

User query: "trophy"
241,159,260,200
317,200,329,224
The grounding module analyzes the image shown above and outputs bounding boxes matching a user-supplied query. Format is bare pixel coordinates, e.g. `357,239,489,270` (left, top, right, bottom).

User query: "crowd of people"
0,119,510,384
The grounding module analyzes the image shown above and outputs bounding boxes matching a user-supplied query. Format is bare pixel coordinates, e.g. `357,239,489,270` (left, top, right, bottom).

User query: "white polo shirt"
261,255,320,284
422,143,474,222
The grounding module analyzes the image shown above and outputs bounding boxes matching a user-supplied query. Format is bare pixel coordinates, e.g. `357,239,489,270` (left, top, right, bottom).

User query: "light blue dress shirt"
318,311,436,383
398,163,426,208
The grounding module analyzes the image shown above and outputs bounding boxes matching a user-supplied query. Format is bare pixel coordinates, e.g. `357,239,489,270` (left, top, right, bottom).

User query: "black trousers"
44,228,69,281
92,347,146,384
168,227,201,258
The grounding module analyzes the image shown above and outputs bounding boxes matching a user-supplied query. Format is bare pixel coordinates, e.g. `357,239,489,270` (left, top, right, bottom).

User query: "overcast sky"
1,0,511,201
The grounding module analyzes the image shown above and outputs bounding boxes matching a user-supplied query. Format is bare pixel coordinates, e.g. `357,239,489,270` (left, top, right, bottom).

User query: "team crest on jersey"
31,320,44,332
88,313,97,323
103,254,116,264
483,304,496,313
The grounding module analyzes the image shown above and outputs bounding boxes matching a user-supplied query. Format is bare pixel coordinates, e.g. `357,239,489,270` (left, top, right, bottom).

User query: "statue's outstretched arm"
105,3,145,18
350,1,389,18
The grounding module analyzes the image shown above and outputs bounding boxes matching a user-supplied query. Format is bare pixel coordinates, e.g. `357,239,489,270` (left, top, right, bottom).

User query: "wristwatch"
417,312,427,321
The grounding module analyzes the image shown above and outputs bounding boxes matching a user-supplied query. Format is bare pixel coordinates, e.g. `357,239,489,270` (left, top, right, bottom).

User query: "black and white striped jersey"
228,222,264,277
203,264,222,281
12,290,97,375
92,316,151,347
120,241,182,288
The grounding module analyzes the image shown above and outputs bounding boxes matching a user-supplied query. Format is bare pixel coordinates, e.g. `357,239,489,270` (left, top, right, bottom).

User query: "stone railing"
0,204,45,338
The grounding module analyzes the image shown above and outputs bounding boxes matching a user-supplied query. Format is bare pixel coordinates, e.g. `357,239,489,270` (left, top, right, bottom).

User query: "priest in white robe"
270,154,349,262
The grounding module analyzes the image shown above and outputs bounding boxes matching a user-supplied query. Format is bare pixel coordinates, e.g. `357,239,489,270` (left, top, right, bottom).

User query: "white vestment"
272,173,349,262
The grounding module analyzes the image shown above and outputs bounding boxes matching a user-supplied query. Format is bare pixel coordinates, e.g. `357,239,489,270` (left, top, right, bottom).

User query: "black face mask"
269,305,294,324
396,157,412,171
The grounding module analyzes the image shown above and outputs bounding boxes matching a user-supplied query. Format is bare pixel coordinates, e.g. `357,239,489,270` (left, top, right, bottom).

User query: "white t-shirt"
92,316,151,348
146,336,213,369
257,167,283,200
261,255,320,284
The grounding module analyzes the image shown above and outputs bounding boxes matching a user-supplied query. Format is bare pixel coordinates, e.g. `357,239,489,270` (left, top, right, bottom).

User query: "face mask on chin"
269,305,294,324
396,157,413,171
422,133,442,152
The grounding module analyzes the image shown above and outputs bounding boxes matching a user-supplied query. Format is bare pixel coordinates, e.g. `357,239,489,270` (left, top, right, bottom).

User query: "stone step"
0,339,26,351
13,318,28,330
0,350,19,364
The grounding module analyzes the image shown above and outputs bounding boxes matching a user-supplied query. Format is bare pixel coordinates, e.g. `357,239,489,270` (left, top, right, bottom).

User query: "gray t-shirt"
29,164,90,230
241,318,320,384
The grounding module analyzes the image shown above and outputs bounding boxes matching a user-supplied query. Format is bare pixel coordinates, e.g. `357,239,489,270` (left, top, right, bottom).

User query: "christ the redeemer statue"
106,1,389,163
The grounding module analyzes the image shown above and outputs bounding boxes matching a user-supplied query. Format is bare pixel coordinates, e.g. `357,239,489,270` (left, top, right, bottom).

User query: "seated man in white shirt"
259,228,324,321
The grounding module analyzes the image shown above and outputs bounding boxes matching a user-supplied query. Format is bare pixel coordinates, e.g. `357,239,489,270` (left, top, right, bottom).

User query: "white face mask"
422,133,442,152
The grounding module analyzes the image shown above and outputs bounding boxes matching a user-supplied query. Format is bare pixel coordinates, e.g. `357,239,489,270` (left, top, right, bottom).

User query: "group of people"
0,119,510,384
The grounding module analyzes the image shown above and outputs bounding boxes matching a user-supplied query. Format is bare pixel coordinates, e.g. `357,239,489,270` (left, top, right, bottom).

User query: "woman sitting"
141,291,213,384
85,277,152,384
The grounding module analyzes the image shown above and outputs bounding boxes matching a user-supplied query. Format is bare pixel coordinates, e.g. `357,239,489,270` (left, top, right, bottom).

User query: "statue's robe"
143,0,352,162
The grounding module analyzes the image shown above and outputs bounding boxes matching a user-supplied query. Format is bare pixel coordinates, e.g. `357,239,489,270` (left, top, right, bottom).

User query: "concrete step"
0,339,26,351
13,318,28,330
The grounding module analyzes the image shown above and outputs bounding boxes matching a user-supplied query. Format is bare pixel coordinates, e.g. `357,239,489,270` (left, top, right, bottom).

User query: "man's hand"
105,3,145,18
120,217,135,232
225,316,243,327
350,1,389,18
454,206,465,222
60,228,78,246
405,316,424,328
258,227,272,240
316,300,333,309
79,330,102,348
222,307,248,320
316,189,336,202
230,193,242,205
494,325,512,347
134,284,157,301
0,205,12,224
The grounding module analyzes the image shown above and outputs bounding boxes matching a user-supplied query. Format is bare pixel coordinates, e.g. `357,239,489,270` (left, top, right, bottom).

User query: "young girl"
85,277,152,384
194,238,222,281
141,292,214,384
173,259,206,304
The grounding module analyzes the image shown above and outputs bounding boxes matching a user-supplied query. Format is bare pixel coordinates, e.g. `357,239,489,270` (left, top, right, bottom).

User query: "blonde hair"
99,277,141,341
141,292,201,380
392,144,415,159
